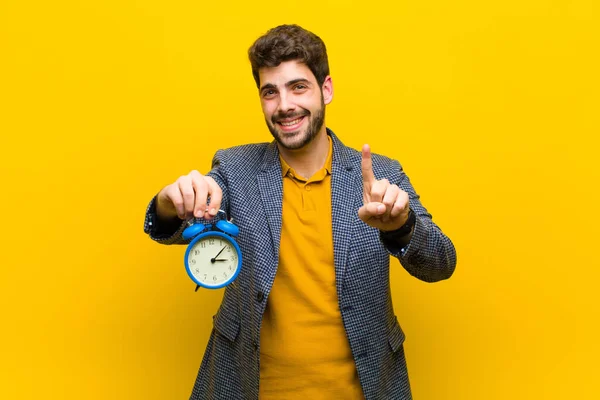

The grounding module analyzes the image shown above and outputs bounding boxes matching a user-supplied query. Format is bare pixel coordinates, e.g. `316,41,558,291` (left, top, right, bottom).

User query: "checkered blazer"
144,129,456,399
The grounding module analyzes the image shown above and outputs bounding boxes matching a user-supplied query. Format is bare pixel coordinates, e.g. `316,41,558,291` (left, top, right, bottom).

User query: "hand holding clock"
156,170,223,222
358,144,411,232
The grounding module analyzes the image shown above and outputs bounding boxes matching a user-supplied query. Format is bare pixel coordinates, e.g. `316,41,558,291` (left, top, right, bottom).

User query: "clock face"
186,234,240,287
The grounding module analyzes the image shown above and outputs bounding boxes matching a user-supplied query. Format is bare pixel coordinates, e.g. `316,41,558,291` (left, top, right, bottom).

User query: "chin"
277,131,314,150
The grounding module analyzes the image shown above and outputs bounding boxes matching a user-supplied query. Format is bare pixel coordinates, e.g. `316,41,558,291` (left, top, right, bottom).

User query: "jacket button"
256,291,264,302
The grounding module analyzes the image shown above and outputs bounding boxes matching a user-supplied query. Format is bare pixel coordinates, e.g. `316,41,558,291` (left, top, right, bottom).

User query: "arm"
359,145,456,283
381,162,456,283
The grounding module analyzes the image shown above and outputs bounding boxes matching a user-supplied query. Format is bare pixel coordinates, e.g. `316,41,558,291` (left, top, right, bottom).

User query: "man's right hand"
156,170,223,222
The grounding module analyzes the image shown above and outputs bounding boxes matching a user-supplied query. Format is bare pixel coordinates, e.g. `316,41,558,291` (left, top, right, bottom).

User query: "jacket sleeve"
142,150,230,245
381,159,457,283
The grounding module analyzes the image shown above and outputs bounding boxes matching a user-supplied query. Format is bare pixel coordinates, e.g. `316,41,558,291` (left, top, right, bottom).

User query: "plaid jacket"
144,129,456,399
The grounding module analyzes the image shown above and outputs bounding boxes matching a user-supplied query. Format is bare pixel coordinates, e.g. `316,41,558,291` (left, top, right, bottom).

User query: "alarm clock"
182,211,242,290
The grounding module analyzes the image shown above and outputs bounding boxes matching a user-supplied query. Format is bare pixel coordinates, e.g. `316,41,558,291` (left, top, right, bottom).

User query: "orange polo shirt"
259,136,364,399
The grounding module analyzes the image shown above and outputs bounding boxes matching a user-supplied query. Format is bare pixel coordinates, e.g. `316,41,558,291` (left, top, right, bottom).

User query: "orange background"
1,0,599,398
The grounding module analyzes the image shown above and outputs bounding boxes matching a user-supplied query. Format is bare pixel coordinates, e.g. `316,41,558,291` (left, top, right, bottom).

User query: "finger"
165,184,185,219
205,177,222,216
178,175,196,219
390,190,410,219
381,184,400,222
190,171,208,218
358,202,386,222
361,144,376,187
369,178,389,204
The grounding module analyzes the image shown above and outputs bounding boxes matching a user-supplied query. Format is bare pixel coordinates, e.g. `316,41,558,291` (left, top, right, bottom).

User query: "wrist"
380,209,416,241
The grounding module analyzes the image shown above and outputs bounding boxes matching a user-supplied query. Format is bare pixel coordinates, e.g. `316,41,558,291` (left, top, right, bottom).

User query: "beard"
265,97,325,150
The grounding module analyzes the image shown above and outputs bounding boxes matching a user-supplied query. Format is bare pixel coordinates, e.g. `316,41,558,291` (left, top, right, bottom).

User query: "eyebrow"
259,83,277,93
259,78,312,93
286,78,311,87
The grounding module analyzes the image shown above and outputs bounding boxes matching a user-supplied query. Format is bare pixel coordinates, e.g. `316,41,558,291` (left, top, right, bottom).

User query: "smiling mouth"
279,117,304,126
276,115,306,131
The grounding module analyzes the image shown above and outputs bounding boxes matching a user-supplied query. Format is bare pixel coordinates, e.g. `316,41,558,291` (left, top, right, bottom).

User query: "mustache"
272,111,309,124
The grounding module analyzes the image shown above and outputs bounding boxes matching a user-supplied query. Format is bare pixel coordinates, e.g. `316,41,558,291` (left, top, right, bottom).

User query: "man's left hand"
358,144,411,232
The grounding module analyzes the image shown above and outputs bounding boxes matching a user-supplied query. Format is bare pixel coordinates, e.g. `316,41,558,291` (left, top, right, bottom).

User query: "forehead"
258,60,317,88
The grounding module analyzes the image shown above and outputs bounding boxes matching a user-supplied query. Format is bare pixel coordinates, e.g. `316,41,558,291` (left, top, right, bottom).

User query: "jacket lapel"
256,141,283,265
330,130,361,299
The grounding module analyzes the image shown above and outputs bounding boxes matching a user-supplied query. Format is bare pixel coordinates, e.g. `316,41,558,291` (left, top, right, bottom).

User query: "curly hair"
248,24,330,89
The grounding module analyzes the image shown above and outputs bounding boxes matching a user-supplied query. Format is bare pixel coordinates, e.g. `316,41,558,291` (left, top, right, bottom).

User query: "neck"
278,128,329,179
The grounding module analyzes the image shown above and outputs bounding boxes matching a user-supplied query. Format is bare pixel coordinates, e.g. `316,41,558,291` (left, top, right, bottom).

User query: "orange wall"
1,1,598,398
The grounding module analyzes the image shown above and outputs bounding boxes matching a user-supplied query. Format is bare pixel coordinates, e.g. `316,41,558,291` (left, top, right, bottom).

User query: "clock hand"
211,246,227,263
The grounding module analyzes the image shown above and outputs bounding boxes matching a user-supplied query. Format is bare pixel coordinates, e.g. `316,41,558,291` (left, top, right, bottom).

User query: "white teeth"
280,118,302,126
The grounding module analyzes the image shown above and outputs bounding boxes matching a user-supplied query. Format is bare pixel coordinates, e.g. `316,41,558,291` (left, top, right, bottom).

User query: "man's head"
248,24,330,89
248,25,333,150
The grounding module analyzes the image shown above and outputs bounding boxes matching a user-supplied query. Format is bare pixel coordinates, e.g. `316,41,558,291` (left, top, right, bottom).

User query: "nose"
277,91,296,114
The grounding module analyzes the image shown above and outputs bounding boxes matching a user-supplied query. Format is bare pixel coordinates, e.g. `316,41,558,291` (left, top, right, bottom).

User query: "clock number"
213,275,217,282
223,272,227,278
209,239,215,245
201,242,206,248
230,255,236,261
203,274,207,281
194,249,200,256
190,259,196,265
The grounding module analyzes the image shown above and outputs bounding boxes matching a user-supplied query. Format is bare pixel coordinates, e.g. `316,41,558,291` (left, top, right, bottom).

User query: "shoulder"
372,151,403,172
218,142,270,158
213,142,270,166
339,145,403,177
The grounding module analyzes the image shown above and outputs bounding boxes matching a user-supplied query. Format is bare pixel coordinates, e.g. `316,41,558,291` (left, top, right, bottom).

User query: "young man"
144,24,456,400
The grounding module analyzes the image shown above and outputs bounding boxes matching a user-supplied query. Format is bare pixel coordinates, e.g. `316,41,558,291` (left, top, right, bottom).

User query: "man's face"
258,60,333,150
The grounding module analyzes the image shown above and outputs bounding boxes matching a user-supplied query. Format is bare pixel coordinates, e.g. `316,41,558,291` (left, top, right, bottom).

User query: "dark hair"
248,24,330,89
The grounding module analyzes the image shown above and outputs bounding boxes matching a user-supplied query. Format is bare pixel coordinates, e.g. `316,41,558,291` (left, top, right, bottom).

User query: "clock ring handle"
215,209,234,224
186,209,233,226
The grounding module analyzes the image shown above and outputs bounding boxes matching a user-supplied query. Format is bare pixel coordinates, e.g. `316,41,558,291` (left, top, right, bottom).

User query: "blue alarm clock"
182,211,242,290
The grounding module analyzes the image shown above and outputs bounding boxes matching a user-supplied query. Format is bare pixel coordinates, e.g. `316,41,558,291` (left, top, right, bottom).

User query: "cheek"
261,101,275,119
301,96,322,112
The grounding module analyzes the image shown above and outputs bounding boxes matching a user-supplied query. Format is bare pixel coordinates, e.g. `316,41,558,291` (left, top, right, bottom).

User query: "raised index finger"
362,144,376,186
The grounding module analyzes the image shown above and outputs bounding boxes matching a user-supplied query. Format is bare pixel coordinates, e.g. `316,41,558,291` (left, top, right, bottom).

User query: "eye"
262,89,277,99
294,84,307,91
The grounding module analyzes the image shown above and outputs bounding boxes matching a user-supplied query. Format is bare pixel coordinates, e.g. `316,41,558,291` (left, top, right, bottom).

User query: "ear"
321,76,334,105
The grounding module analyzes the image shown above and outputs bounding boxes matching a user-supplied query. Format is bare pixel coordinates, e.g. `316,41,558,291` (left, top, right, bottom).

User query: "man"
144,24,456,400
